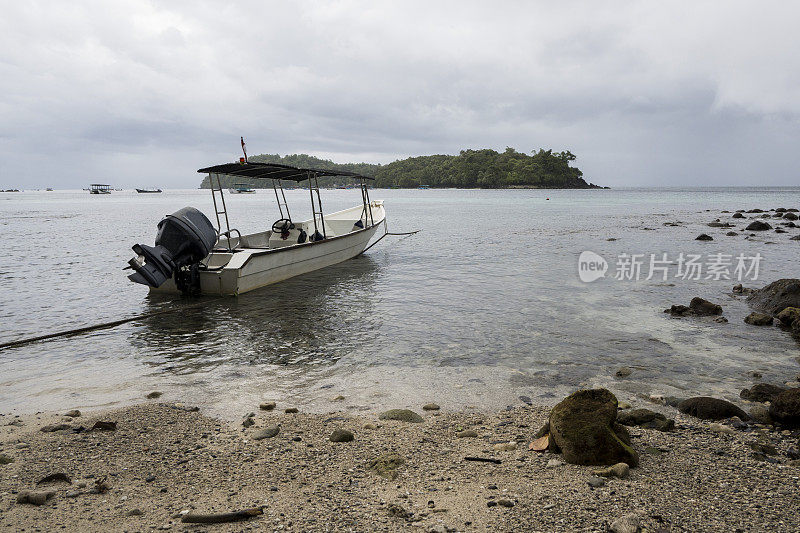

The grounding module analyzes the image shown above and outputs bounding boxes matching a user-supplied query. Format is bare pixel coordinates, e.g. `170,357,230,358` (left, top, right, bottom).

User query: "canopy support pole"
272,178,291,221
308,172,326,239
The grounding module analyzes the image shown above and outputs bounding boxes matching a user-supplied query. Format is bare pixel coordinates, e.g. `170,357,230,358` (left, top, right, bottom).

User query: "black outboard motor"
128,207,217,292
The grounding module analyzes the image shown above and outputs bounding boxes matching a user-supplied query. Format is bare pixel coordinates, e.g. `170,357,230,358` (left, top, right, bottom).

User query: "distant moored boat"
90,184,111,194
136,188,162,193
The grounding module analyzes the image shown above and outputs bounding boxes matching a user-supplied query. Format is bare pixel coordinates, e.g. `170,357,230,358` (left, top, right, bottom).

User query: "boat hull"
152,204,385,296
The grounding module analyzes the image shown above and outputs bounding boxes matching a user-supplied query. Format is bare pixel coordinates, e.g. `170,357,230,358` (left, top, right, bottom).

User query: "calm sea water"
1,188,799,417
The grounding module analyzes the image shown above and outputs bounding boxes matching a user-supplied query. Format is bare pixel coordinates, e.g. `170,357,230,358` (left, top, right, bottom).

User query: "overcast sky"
1,1,798,188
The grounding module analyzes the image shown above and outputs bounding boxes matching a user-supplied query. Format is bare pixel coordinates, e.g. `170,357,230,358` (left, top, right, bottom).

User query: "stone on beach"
769,389,800,427
592,462,630,479
457,429,478,438
610,514,641,533
330,429,354,442
678,397,749,421
548,388,639,467
367,452,404,479
616,408,674,432
16,490,56,506
64,410,81,418
259,401,276,411
145,391,162,399
695,233,713,241
740,383,786,403
422,403,440,411
379,409,424,423
749,404,772,425
252,426,280,440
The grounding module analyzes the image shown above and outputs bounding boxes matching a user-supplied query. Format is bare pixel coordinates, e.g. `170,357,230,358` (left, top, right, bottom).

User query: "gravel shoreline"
1,401,799,532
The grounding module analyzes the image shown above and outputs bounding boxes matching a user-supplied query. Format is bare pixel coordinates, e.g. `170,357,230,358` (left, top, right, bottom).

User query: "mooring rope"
0,298,222,351
0,229,419,351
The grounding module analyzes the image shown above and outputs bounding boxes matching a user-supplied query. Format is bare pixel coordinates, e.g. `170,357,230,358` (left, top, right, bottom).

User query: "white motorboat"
126,160,386,296
90,183,111,194
228,183,256,194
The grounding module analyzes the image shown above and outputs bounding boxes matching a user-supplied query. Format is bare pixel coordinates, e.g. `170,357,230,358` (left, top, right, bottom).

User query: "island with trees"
200,147,604,189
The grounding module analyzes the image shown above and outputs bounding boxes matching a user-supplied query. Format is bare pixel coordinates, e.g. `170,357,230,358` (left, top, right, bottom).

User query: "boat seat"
238,232,271,248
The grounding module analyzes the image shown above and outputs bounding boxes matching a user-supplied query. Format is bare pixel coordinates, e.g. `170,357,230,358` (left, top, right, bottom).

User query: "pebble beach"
2,397,800,532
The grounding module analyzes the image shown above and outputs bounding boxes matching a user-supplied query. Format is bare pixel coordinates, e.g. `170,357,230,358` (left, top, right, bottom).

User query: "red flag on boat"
241,136,248,163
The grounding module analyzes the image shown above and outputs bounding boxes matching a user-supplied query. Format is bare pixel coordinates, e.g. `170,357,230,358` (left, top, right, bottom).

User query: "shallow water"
1,187,799,418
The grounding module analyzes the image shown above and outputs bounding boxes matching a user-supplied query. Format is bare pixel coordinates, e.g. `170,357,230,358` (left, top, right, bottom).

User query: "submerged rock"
747,279,800,314
769,389,800,427
379,409,424,423
690,297,723,315
548,388,638,467
615,367,632,378
678,397,749,421
696,233,713,241
744,312,774,326
668,297,723,317
745,221,772,231
732,212,745,218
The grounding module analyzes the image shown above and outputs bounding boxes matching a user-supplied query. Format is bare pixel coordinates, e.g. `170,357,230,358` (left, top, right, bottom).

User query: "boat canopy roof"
197,162,374,182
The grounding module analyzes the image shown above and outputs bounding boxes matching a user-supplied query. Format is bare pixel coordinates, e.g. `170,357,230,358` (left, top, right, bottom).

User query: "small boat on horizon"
90,184,111,194
136,188,162,193
228,183,256,194
126,159,385,296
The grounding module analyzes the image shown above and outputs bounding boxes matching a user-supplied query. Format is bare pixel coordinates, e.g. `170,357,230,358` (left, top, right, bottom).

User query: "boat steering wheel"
271,218,295,233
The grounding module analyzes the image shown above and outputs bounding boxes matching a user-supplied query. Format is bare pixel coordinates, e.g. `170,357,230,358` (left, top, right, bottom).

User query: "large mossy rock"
677,397,750,420
769,389,800,427
549,389,638,467
747,279,800,314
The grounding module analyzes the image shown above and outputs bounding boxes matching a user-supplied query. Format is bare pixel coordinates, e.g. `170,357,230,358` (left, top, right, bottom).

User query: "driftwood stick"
464,456,502,464
181,507,264,524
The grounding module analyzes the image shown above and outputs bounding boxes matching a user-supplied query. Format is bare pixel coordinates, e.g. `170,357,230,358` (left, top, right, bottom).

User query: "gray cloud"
1,0,798,188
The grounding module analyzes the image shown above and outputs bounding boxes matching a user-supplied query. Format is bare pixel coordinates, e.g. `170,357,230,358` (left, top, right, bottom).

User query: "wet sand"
1,401,799,532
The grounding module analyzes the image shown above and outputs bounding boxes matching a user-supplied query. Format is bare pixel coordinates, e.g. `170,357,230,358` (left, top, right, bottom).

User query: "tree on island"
200,147,600,189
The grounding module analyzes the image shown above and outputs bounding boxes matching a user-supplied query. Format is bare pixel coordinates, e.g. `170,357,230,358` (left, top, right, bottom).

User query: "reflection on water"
130,256,379,372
